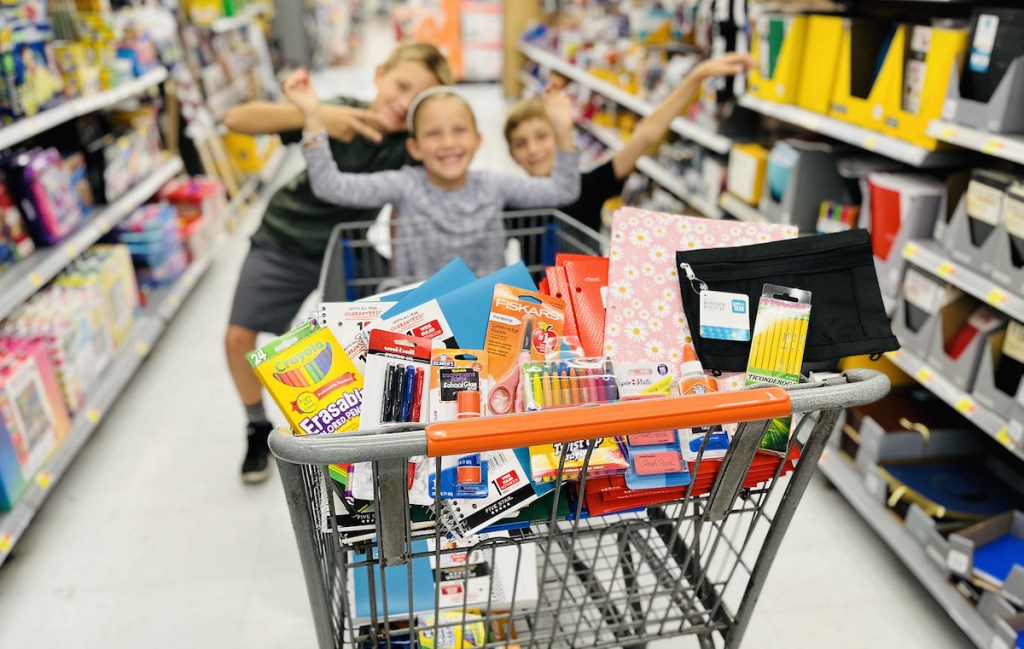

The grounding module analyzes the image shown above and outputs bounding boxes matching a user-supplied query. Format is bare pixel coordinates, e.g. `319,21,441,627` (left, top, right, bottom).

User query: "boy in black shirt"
504,52,753,230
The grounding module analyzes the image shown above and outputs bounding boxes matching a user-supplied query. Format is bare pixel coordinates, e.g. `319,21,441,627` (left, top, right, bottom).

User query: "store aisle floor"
0,27,975,649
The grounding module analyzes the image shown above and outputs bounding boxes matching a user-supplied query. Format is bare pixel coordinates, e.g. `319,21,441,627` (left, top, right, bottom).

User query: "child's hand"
542,87,575,135
281,68,320,116
693,52,755,80
319,104,386,143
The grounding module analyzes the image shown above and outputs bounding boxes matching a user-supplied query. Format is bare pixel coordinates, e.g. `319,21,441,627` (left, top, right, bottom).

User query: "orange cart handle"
425,387,792,457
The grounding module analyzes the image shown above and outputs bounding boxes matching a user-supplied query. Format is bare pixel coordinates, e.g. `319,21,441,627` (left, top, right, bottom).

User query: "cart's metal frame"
271,370,889,649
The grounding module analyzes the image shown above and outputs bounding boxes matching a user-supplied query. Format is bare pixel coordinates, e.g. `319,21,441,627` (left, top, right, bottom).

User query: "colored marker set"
521,358,619,412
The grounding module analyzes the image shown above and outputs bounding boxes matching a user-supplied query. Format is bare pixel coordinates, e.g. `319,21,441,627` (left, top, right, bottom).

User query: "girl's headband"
406,85,463,134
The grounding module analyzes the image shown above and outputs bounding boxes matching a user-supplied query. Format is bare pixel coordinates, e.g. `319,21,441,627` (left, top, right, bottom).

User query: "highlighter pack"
248,320,364,435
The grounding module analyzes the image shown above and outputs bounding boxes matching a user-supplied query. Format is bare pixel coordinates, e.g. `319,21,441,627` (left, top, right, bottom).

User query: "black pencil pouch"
675,229,899,372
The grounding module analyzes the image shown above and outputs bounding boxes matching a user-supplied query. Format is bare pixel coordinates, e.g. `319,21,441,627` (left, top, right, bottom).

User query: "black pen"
381,363,398,423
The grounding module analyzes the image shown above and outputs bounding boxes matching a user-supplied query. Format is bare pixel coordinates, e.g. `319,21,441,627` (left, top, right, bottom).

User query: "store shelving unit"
0,213,228,566
718,192,766,224
0,67,167,151
738,96,965,168
927,120,1024,167
817,453,995,649
884,349,1021,458
208,3,266,34
0,156,184,321
577,121,723,218
902,239,1024,322
518,41,733,154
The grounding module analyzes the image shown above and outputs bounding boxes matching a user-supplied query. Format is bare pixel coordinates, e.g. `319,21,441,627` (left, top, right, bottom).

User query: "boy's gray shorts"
228,238,322,335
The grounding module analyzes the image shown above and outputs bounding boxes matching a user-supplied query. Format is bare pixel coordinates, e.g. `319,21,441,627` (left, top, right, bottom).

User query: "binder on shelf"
748,13,808,104
829,18,902,133
758,139,848,233
881,25,968,150
889,266,971,360
927,305,1007,393
865,172,945,298
795,15,844,115
942,9,1024,135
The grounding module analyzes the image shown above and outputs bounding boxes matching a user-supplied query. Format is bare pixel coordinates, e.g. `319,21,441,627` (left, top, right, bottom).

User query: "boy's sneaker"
241,422,273,483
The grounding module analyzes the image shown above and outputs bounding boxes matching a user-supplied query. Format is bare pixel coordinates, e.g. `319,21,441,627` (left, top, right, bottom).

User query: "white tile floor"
0,24,976,649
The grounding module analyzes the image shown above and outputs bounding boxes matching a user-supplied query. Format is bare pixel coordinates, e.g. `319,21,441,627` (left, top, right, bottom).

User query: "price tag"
986,288,1008,307
168,295,180,309
86,408,101,425
0,533,11,554
915,367,933,384
939,125,957,140
937,262,955,278
28,272,43,288
982,139,1004,155
865,473,884,498
36,471,51,489
799,113,821,131
63,242,79,258
864,135,879,151
902,242,920,258
135,342,150,357
887,349,901,360
946,550,969,574
954,397,976,416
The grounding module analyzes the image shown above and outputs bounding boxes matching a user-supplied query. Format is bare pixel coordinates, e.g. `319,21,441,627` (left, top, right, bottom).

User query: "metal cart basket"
316,209,607,301
272,374,888,649
278,208,891,648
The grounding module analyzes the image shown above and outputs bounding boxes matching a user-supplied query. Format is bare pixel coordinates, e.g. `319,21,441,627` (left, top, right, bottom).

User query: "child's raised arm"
497,147,582,210
282,69,408,208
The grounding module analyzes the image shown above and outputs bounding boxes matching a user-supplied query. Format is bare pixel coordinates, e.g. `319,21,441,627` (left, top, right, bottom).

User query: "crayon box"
248,320,364,435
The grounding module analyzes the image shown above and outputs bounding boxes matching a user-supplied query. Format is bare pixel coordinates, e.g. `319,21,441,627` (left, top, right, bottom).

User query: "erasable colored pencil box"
676,229,899,372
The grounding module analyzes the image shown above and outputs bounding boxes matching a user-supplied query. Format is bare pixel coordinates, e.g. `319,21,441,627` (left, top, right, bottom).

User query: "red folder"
545,266,578,340
564,258,610,357
869,180,901,261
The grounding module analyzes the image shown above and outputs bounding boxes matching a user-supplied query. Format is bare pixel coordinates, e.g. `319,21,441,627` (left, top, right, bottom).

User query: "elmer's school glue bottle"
678,346,730,461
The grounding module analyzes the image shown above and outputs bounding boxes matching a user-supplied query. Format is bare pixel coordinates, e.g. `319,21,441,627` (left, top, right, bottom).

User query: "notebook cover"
545,266,578,340
556,253,597,267
380,257,476,319
604,207,797,376
973,534,1024,586
564,258,609,358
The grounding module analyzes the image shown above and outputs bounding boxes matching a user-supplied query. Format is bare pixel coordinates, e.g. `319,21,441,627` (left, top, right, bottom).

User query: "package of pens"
428,348,489,498
360,329,432,429
521,357,619,412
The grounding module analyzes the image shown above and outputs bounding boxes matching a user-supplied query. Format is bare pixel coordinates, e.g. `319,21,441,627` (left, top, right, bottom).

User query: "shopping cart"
270,370,889,649
316,209,607,301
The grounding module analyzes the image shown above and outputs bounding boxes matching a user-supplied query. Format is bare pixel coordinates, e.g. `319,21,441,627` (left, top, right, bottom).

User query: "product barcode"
488,451,511,466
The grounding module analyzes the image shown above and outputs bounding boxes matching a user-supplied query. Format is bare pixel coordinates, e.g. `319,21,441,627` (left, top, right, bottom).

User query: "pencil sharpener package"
521,357,619,412
361,329,433,429
248,320,364,435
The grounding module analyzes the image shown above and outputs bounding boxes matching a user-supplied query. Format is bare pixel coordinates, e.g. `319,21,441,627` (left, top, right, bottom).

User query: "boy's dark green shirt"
253,97,413,259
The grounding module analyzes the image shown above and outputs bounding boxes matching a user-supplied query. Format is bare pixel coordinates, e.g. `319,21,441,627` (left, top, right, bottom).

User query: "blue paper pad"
973,534,1024,585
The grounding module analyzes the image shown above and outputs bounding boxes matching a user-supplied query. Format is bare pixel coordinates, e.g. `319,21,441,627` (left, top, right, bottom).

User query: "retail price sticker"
946,549,969,574
36,471,51,490
902,242,920,259
0,533,11,554
915,367,933,384
86,408,101,425
939,125,958,140
986,288,1008,308
982,139,1005,156
863,135,879,151
28,272,43,288
954,397,976,416
797,112,821,131
936,262,956,279
135,342,150,357
63,241,79,258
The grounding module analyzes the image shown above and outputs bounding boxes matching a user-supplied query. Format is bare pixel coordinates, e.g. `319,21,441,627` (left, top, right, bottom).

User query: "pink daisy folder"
604,207,798,389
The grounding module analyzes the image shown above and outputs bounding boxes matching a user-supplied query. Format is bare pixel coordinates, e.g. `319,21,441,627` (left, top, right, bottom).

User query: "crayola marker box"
248,319,364,435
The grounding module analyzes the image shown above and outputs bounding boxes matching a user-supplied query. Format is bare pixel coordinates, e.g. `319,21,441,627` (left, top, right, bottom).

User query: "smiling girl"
282,69,581,278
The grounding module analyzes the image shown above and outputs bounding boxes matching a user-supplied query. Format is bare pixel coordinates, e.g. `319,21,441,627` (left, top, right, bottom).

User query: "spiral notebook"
439,448,553,538
318,300,396,373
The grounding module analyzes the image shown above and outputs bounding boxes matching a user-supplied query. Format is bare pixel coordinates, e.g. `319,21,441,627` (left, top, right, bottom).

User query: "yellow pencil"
762,314,779,374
